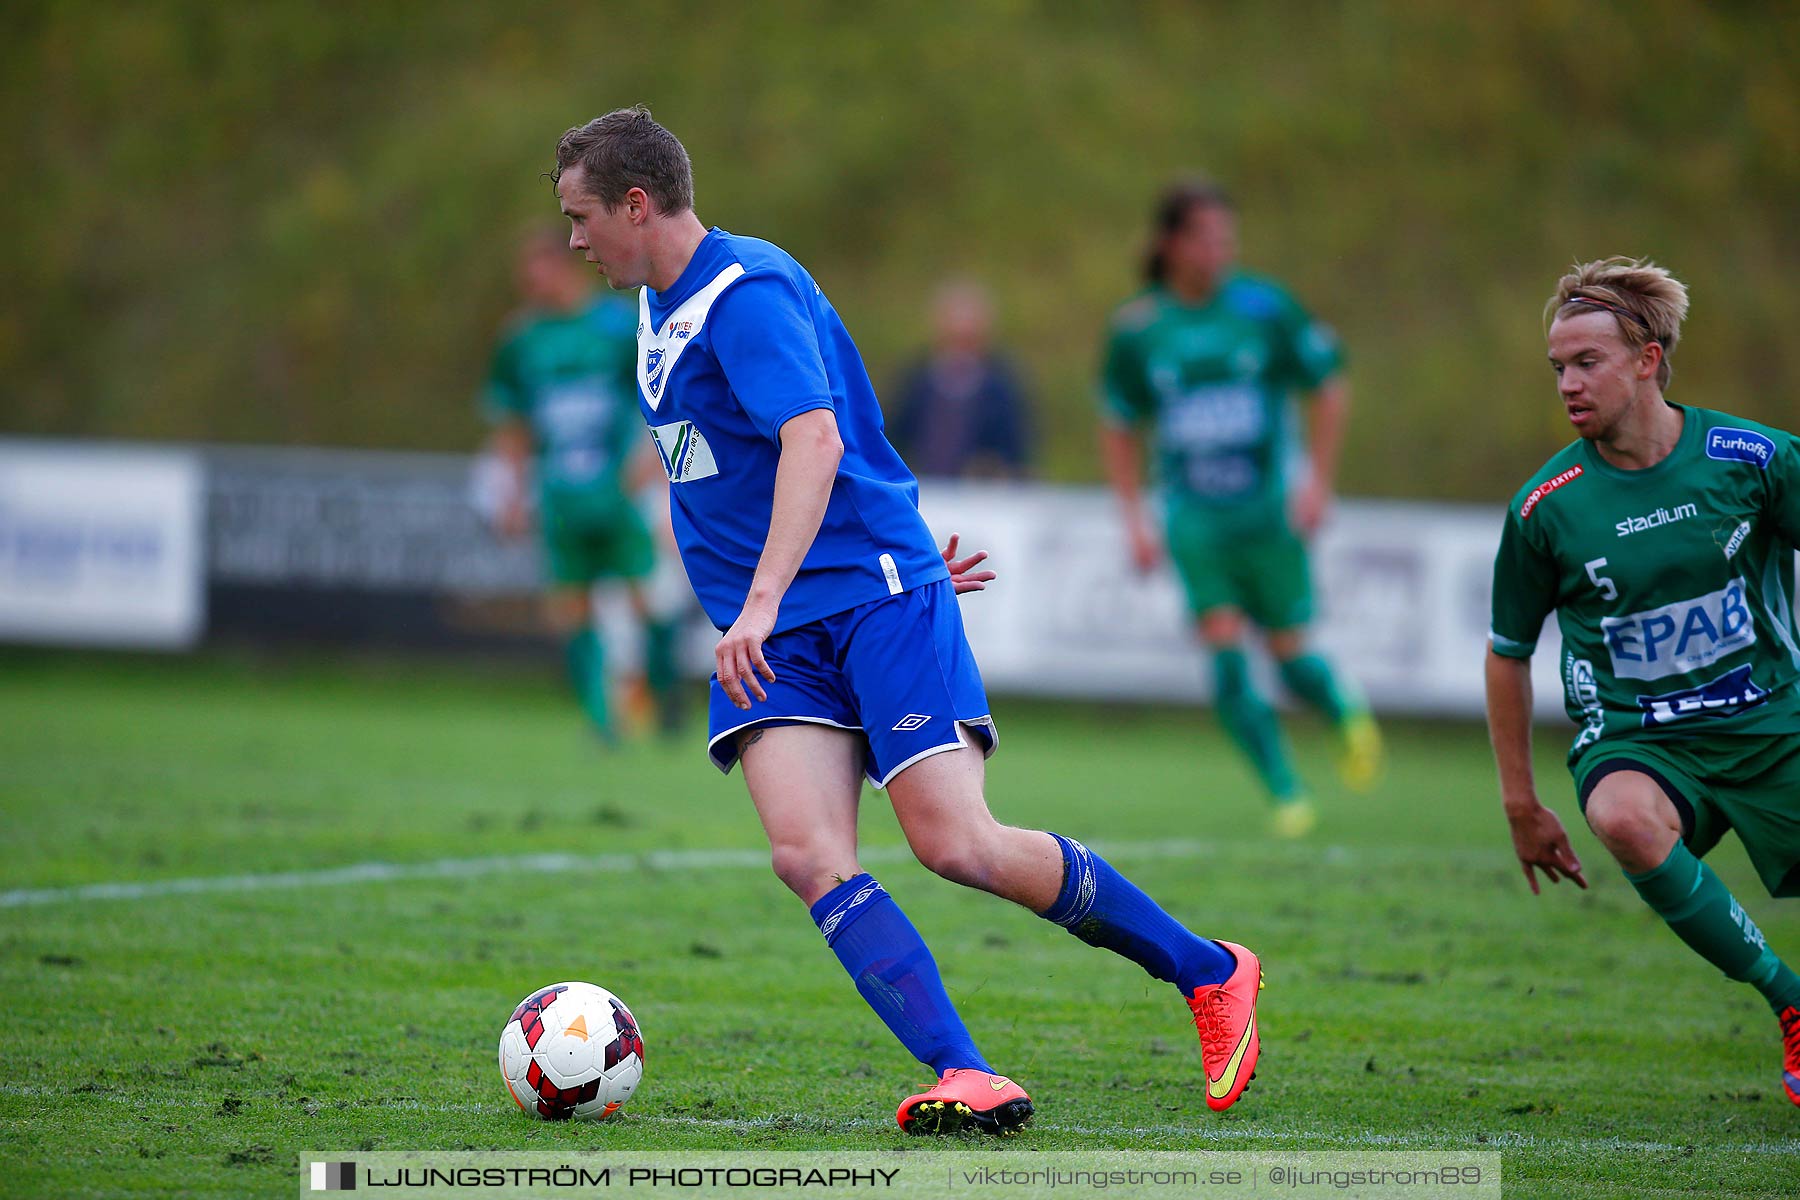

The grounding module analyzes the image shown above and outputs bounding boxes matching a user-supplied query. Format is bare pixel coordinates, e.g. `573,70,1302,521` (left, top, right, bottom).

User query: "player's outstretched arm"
716,408,843,710
1294,377,1349,534
1485,649,1587,894
1100,422,1159,572
940,533,996,594
488,420,535,540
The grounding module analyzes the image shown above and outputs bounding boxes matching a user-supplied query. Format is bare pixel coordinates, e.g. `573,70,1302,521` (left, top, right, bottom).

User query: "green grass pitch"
2,651,1796,1197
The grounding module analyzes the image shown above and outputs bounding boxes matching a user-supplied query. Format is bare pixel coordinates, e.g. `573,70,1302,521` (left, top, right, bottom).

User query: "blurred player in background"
1100,179,1380,837
481,228,683,739
552,107,1267,1134
1488,257,1800,1105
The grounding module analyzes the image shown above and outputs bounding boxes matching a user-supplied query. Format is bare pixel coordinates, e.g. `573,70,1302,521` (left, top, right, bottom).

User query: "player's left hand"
1291,479,1333,536
941,533,997,594
716,599,778,710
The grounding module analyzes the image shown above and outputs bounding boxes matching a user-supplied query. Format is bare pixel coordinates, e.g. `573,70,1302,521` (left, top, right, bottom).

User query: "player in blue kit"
550,107,1267,1132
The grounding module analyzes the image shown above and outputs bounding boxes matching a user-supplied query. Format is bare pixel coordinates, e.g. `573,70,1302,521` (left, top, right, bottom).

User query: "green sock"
1627,841,1800,1013
1212,648,1301,802
643,618,683,732
1277,652,1357,725
562,627,611,735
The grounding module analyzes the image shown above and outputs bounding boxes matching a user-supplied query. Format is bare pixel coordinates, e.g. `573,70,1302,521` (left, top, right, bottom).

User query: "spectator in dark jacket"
888,280,1034,480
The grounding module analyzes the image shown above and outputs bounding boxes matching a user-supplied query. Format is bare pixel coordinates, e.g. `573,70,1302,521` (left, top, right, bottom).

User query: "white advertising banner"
0,441,205,648
917,482,1568,718
21,436,1781,725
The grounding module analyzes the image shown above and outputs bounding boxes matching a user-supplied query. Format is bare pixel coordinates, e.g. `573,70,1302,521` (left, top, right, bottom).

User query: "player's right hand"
1506,802,1588,895
716,601,778,711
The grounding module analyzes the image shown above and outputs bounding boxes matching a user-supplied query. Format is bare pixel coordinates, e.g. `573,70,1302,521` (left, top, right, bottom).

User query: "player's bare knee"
1198,608,1245,646
767,842,830,899
1584,784,1679,871
1265,629,1305,661
910,833,992,891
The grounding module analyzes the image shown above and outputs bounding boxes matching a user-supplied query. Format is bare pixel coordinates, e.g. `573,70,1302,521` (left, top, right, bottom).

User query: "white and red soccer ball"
499,981,643,1120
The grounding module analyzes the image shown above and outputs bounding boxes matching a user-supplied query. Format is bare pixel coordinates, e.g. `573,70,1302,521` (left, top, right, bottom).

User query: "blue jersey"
636,229,947,632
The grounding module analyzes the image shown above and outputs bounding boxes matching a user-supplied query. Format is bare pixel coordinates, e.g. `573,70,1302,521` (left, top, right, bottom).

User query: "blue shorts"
706,579,997,789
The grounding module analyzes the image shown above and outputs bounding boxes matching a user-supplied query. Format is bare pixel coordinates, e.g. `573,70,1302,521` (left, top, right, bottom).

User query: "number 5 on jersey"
1585,557,1618,601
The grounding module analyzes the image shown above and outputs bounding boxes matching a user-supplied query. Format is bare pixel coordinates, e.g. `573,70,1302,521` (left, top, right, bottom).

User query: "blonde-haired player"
1488,256,1800,1103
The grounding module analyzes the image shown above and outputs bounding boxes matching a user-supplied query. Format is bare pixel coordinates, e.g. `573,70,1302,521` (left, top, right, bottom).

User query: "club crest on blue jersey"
1705,427,1775,469
644,347,667,400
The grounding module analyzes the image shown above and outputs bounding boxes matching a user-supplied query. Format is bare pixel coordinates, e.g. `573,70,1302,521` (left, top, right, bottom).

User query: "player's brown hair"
1545,257,1690,390
552,106,694,216
1144,177,1235,284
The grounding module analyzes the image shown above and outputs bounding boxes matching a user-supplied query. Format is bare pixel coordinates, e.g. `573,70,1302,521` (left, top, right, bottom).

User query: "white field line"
0,838,1503,910
0,1082,1794,1156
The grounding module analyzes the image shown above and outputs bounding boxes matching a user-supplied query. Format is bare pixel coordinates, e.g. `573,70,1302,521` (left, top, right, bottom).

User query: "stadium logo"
1637,663,1769,727
1615,502,1697,538
1519,465,1583,519
1601,577,1756,681
1705,427,1775,468
648,421,720,483
644,348,667,400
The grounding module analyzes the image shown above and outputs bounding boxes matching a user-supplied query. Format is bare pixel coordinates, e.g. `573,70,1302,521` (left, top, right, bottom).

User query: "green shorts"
540,490,656,587
1164,504,1312,629
1572,732,1800,897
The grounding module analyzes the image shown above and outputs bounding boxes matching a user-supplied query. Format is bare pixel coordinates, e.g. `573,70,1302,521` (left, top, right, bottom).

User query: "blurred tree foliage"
3,1,1794,498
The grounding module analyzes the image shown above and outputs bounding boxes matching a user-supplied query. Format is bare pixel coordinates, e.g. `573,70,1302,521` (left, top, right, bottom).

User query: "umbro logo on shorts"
891,714,933,732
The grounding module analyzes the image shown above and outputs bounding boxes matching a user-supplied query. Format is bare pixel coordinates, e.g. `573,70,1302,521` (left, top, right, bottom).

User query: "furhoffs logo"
1706,427,1775,469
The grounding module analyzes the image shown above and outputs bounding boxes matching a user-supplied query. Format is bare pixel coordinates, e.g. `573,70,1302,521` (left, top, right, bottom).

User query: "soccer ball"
499,981,644,1120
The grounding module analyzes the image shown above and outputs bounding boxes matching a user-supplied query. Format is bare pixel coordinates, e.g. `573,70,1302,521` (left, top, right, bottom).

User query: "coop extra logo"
1519,466,1583,519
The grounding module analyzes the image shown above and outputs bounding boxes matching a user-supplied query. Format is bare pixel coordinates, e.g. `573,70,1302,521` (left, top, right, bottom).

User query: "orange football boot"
896,1068,1033,1135
1188,940,1263,1112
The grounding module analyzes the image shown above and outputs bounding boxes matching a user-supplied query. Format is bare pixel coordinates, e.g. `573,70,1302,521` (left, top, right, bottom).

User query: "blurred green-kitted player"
1100,179,1380,836
481,228,682,738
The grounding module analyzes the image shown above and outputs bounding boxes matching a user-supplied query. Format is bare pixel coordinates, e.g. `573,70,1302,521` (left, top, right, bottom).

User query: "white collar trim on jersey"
637,263,747,412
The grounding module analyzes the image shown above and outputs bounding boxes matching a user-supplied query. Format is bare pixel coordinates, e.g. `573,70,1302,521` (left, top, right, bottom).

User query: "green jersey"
482,296,641,502
1490,405,1800,759
1100,271,1343,521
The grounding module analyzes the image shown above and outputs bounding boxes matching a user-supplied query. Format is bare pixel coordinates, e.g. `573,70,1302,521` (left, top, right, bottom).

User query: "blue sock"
809,874,993,1075
1041,834,1235,993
